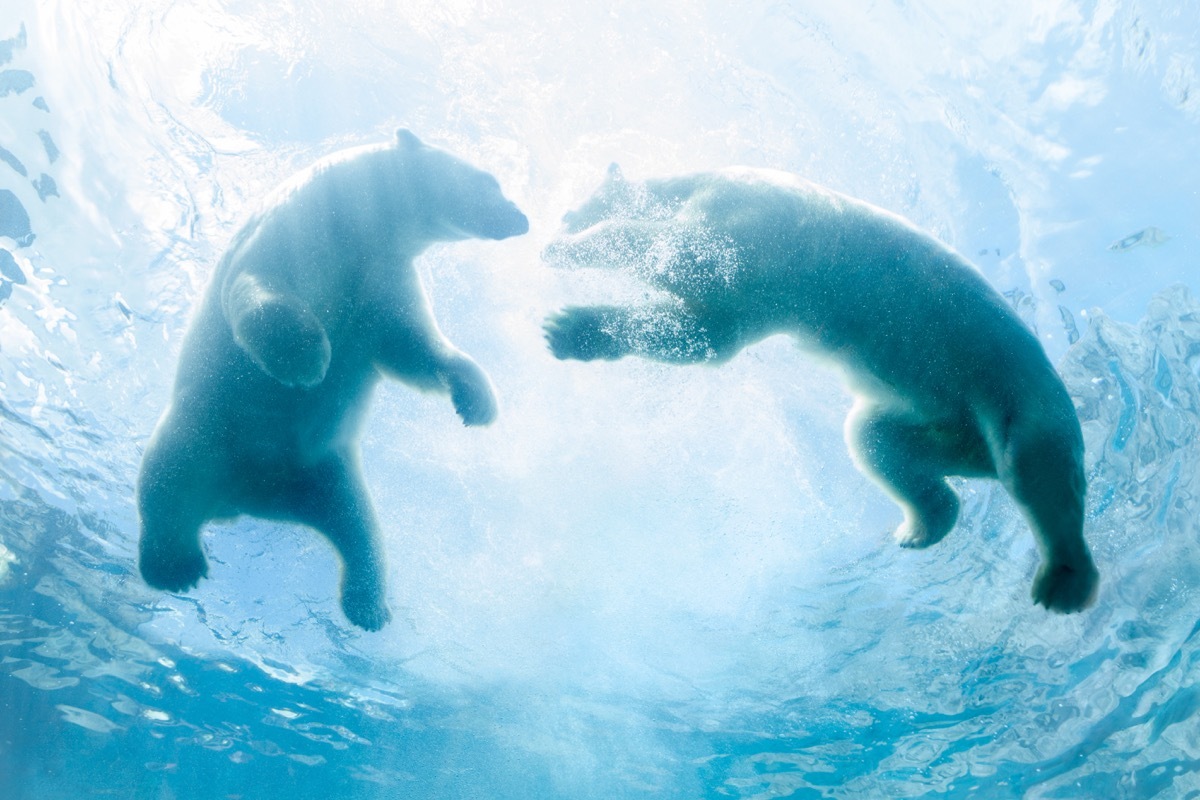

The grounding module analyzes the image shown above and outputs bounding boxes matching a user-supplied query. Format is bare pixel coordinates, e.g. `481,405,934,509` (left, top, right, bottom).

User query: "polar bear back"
650,169,1054,412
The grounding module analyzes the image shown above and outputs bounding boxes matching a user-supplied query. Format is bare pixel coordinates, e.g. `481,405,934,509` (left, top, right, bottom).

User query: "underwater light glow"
1,1,1199,798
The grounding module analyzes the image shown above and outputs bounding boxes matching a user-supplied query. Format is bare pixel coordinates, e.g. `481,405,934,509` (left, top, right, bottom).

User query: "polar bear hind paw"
894,519,952,549
1031,559,1099,613
893,487,959,549
139,540,209,593
342,584,392,631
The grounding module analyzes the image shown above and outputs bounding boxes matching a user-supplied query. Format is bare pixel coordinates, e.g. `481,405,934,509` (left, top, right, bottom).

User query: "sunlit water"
2,2,1199,798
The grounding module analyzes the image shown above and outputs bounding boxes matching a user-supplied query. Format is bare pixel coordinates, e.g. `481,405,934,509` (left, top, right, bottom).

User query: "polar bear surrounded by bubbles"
543,164,1099,613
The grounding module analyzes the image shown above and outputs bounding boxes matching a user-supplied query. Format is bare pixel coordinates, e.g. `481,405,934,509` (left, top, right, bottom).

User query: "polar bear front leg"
442,353,498,427
544,302,730,364
374,317,497,427
225,272,331,388
845,401,965,549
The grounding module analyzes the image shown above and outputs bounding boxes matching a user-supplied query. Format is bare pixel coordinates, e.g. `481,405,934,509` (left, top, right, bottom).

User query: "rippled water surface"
2,2,1200,798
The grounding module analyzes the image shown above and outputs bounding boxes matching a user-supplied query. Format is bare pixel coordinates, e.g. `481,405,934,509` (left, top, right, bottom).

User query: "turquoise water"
2,2,1200,798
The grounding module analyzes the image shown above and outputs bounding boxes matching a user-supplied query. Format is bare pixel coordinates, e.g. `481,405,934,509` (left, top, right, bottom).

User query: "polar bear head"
394,129,529,242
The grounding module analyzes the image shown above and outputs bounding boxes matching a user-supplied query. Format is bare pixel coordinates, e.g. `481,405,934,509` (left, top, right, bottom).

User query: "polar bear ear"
395,128,422,150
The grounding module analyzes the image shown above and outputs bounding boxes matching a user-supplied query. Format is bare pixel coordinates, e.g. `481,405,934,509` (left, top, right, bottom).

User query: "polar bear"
543,164,1099,613
137,130,528,630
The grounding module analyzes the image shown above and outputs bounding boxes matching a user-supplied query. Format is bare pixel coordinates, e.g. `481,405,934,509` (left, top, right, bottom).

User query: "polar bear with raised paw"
543,164,1098,613
137,130,528,630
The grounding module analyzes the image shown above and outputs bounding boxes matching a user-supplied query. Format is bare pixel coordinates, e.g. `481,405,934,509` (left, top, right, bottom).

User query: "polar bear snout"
455,200,528,240
560,208,588,233
489,202,529,239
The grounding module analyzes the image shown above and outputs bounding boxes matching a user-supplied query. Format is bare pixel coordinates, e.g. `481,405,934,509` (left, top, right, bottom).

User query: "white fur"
544,166,1098,613
137,131,527,630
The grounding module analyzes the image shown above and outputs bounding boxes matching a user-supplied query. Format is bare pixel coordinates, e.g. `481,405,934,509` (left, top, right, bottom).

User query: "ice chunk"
0,144,27,177
0,189,34,246
0,69,34,96
0,247,24,282
1108,226,1170,252
33,173,58,201
37,130,59,163
0,23,25,66
1058,304,1080,344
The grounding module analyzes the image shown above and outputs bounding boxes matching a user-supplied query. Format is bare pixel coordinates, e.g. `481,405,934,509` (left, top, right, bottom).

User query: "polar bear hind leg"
988,409,1098,613
845,400,994,549
137,424,215,592
278,454,392,631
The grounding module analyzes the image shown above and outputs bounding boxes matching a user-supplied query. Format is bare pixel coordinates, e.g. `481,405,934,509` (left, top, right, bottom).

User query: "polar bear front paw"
544,306,625,361
446,358,498,426
342,584,392,631
1032,558,1099,613
233,300,331,388
139,538,209,593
